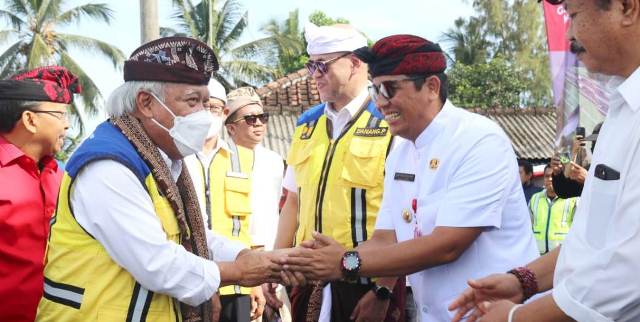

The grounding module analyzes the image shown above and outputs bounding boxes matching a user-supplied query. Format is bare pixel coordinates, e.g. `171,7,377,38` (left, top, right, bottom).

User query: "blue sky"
1,0,475,130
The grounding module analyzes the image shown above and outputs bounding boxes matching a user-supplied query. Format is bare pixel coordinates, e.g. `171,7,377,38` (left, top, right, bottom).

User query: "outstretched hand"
448,273,524,322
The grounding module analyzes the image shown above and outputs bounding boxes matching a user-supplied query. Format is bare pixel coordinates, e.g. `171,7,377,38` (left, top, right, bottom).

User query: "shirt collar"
158,148,182,182
616,66,640,112
414,100,452,150
324,86,369,120
0,135,25,167
196,138,229,160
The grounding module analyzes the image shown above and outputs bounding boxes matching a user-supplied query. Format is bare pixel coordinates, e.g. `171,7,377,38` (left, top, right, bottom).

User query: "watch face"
343,255,359,270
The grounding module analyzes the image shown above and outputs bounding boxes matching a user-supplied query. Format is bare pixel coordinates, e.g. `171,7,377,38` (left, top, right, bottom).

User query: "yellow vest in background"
530,190,579,254
287,102,392,254
193,140,254,296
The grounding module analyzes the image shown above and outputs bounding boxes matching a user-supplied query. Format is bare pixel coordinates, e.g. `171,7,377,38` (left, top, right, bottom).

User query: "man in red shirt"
0,66,81,322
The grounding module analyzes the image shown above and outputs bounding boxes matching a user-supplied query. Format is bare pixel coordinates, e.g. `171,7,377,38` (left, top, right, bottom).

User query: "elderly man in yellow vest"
36,37,294,322
273,23,405,322
530,165,579,255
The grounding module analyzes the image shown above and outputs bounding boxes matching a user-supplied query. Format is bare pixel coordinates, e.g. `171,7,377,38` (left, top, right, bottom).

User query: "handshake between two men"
223,232,348,290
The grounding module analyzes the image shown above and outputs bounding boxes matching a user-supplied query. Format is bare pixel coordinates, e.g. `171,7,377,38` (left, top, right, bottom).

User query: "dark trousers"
220,294,251,322
290,279,406,322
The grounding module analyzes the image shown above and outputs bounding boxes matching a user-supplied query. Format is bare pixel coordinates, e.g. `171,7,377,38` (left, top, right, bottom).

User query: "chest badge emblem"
429,158,440,170
402,209,412,223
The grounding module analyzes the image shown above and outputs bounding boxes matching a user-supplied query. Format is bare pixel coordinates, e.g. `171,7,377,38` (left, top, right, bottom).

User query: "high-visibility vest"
529,190,579,254
36,122,182,322
187,140,254,296
287,100,392,255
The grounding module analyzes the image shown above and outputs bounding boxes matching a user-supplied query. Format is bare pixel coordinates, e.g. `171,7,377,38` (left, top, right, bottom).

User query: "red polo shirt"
0,136,62,322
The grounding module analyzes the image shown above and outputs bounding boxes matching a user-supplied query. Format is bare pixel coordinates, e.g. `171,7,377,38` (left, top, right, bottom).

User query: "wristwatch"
341,251,361,280
372,284,393,300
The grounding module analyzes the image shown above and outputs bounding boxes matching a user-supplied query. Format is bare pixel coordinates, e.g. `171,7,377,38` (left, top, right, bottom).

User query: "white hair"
105,81,166,117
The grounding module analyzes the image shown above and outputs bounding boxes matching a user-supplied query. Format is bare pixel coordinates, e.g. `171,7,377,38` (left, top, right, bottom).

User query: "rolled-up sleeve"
72,160,222,306
436,133,513,229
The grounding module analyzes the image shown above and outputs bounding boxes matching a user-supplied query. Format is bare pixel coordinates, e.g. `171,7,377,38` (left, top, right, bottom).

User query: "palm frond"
57,3,113,26
55,33,125,68
36,0,62,28
160,26,187,37
218,9,247,53
170,0,198,38
26,33,54,68
0,29,17,45
220,59,275,86
0,9,27,30
215,0,246,50
6,0,32,17
0,40,25,77
57,50,102,116
231,36,275,59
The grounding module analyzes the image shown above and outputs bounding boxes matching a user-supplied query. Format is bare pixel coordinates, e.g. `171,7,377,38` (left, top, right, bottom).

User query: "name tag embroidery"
394,172,415,182
353,127,388,137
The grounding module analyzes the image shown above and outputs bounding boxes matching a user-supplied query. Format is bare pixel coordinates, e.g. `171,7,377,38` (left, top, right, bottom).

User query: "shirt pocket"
287,143,316,188
585,177,620,248
224,176,251,217
341,138,387,188
417,189,446,235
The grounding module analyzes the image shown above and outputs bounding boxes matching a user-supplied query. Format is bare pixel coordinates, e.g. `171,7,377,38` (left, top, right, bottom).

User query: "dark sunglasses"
541,0,563,4
305,52,351,76
368,76,427,102
233,113,269,126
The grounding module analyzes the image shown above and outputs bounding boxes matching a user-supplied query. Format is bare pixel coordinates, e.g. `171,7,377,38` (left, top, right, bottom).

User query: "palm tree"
164,0,275,88
440,17,490,65
0,0,125,134
234,9,306,78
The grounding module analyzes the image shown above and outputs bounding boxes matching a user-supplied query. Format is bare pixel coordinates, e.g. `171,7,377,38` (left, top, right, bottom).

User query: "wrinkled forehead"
164,83,208,97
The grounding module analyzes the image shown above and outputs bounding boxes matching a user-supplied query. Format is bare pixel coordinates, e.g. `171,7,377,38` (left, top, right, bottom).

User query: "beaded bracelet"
507,267,538,302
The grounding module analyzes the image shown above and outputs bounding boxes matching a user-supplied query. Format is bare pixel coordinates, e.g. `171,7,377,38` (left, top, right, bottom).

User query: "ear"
135,91,155,118
225,123,235,136
620,0,640,27
425,75,442,100
350,56,362,75
21,110,38,134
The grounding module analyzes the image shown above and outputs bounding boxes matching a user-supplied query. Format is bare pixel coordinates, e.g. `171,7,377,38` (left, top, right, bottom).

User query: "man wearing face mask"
36,37,294,322
185,83,266,322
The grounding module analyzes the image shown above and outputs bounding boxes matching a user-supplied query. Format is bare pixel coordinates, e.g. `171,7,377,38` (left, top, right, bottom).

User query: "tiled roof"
469,107,556,162
253,69,556,162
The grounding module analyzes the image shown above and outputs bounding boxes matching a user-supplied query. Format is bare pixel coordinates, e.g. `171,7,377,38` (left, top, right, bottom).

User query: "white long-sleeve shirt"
553,67,640,321
72,153,245,306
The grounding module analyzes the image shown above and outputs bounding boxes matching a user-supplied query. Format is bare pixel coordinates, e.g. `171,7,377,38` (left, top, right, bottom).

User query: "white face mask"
207,115,224,139
149,93,213,157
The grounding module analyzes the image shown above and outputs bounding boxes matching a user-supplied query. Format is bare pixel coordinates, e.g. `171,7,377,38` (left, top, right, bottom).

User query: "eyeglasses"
232,113,269,126
206,104,225,114
305,52,351,76
542,0,563,4
368,76,427,102
30,110,68,120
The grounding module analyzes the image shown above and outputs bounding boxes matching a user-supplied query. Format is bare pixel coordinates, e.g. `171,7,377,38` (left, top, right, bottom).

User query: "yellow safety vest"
287,101,392,257
192,140,254,296
530,190,579,254
36,122,182,322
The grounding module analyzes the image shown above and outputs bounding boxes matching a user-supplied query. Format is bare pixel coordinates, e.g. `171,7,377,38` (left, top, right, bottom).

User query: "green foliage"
448,56,527,108
442,0,551,107
0,0,125,160
308,10,349,27
167,0,276,88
